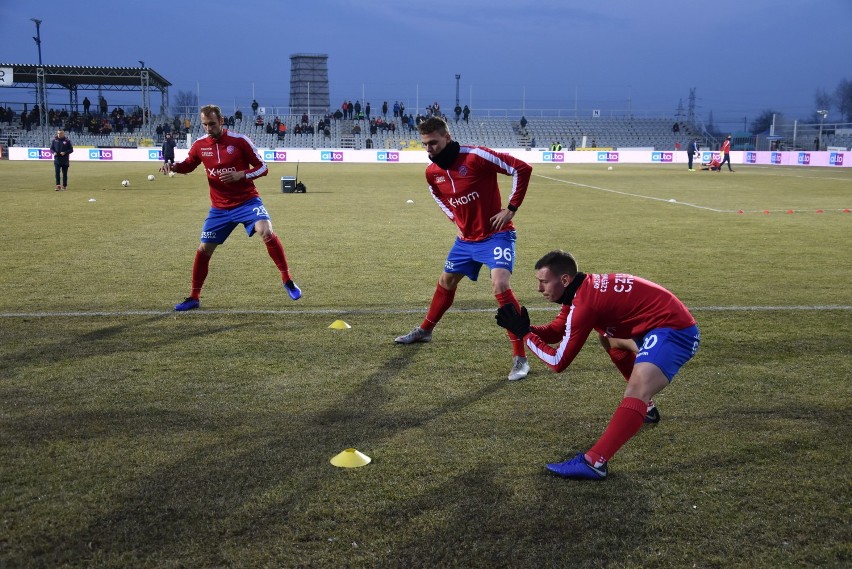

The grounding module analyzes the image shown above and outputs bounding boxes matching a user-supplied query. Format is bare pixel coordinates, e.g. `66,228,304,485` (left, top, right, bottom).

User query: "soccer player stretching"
395,117,532,381
496,250,700,479
161,104,300,310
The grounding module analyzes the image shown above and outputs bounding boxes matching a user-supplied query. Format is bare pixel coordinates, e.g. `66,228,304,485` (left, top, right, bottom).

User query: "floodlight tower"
31,18,48,140
455,74,461,108
817,109,828,151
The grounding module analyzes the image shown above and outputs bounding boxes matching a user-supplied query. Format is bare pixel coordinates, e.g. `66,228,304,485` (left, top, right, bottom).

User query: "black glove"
495,303,530,339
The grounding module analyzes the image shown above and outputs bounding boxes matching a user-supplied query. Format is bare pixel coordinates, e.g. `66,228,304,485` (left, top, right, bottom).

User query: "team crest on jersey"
226,145,236,154
458,166,469,176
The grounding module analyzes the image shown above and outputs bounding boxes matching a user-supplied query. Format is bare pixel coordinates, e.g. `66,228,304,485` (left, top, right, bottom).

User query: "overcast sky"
2,0,850,129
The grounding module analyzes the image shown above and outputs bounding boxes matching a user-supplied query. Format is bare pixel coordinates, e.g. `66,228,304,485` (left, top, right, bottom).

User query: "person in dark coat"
50,129,74,190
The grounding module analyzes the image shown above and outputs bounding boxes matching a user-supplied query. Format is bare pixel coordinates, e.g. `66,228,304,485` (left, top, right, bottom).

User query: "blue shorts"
634,324,700,382
200,197,271,244
445,230,516,282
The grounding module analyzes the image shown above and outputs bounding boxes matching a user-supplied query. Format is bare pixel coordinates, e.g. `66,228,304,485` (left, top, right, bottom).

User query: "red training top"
425,146,531,242
172,129,268,209
526,273,696,373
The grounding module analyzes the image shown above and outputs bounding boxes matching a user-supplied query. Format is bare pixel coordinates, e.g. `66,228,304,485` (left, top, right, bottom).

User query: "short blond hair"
200,104,223,119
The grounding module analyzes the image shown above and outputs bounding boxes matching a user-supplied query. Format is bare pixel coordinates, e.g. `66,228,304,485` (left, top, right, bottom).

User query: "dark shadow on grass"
0,315,252,378
16,341,526,565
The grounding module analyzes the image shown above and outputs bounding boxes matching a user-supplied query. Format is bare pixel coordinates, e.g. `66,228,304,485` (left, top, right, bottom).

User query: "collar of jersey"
559,272,587,305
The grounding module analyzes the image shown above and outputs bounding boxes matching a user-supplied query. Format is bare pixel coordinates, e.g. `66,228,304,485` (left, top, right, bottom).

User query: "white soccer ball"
121,180,130,187
555,165,561,169
406,199,414,204
607,166,613,170
168,171,176,178
147,174,155,181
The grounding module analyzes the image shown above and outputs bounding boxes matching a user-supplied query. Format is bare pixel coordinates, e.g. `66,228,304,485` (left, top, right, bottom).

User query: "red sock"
420,284,455,331
496,289,526,357
190,249,212,300
263,233,291,282
607,347,636,381
586,397,647,465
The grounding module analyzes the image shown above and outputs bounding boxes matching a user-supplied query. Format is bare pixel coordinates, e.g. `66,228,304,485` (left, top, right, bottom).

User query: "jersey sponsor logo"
596,151,619,162
543,151,564,162
771,152,782,164
201,230,217,239
376,151,399,162
445,260,455,271
746,152,757,163
263,150,288,162
201,149,214,157
651,152,673,163
435,175,446,183
613,274,634,293
797,152,811,165
592,273,609,292
448,191,479,208
321,151,344,162
148,150,163,160
207,166,237,177
88,149,113,160
829,152,844,166
27,148,52,160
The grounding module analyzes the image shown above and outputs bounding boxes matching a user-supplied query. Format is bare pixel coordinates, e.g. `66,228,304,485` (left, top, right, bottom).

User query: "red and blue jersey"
172,129,268,209
526,273,696,373
425,146,531,242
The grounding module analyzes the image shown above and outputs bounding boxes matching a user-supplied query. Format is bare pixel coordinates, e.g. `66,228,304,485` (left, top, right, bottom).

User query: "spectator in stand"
99,96,108,115
354,101,361,118
83,97,91,115
393,101,400,118
251,99,259,115
672,122,680,133
454,104,462,122
399,101,405,118
255,115,264,128
302,112,309,125
235,109,243,124
382,101,388,118
278,122,287,139
266,122,274,134
50,129,73,191
365,102,371,121
162,133,176,167
570,138,576,151
462,105,470,122
183,117,191,134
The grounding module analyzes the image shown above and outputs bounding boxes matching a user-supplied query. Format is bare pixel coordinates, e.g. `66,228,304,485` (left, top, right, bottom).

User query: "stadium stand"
7,109,848,152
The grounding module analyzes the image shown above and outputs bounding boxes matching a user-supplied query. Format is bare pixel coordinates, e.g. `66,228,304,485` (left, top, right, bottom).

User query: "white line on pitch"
1,305,850,319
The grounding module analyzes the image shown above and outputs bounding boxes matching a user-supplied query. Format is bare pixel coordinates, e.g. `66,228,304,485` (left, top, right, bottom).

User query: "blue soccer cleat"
174,297,200,311
546,452,608,480
284,280,302,301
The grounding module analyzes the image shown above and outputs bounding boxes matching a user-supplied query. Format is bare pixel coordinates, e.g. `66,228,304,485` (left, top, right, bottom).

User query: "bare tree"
834,79,852,122
172,90,199,117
